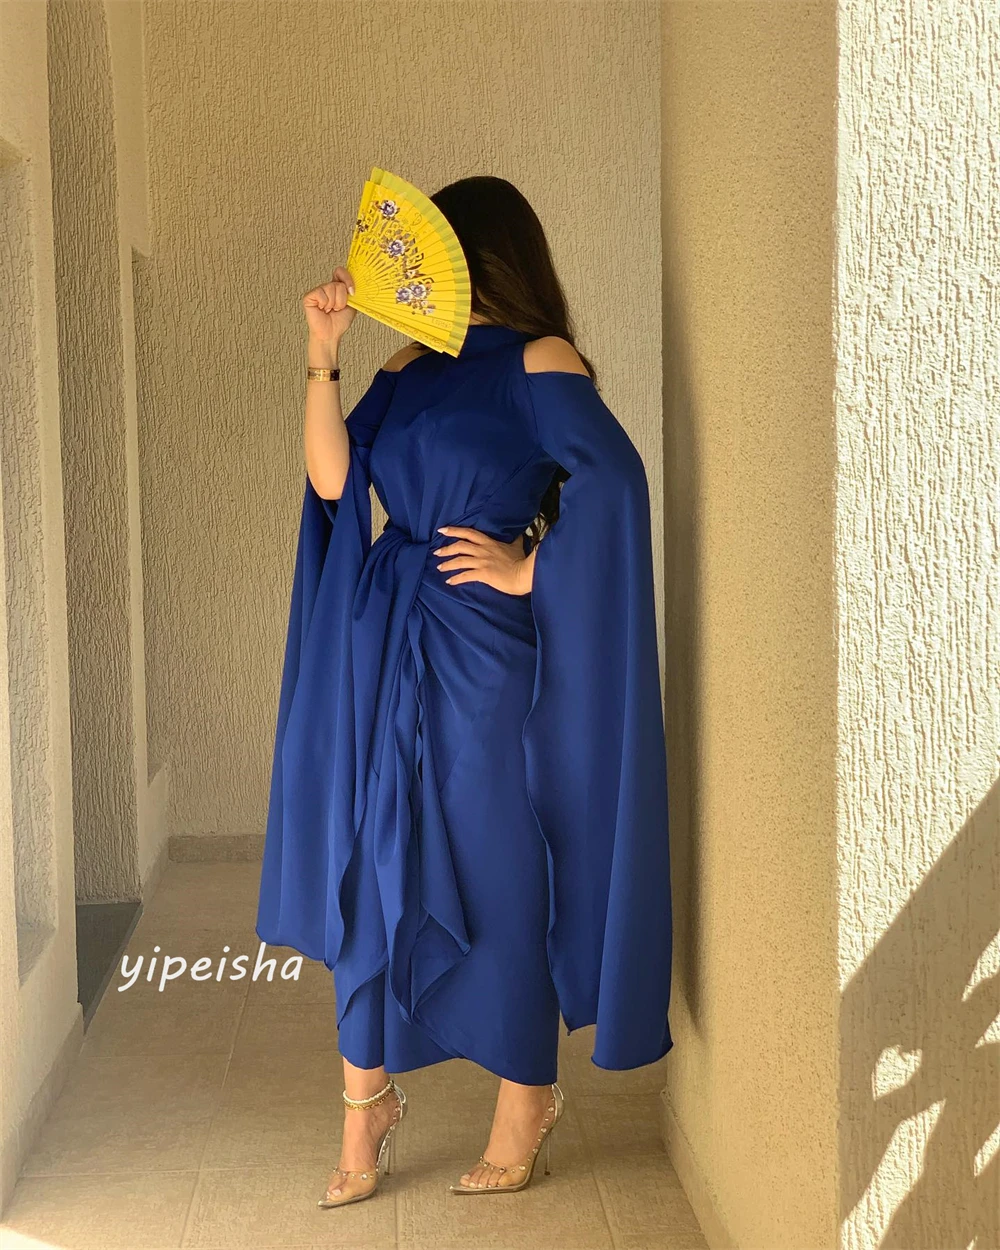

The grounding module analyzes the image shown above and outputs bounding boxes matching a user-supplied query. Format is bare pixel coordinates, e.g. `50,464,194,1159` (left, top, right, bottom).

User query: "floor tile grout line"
574,1095,625,1250
77,1048,247,1061
177,928,250,1249
18,1161,364,1179
14,1166,204,1180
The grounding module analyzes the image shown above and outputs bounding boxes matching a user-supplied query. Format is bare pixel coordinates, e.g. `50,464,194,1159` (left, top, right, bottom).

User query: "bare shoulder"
522,335,590,376
381,342,428,373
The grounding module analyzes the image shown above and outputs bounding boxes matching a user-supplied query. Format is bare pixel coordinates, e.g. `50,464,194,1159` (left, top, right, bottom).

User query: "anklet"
343,1077,396,1110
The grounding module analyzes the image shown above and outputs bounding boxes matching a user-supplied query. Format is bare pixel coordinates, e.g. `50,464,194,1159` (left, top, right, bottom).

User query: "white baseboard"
1,1007,84,1215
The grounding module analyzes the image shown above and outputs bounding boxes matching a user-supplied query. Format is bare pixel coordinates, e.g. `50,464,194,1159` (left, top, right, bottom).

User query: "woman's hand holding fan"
302,265,358,344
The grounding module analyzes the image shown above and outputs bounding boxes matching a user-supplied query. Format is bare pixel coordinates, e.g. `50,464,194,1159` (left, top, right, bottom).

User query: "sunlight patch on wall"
963,928,1000,1046
843,1100,945,1249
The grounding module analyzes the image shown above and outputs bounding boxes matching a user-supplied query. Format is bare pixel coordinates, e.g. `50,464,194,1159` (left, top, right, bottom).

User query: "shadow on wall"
660,198,704,1029
840,778,1000,1248
661,186,998,1246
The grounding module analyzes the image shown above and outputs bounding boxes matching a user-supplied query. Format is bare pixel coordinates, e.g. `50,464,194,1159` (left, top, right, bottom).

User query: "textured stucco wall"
2,100,54,953
48,0,140,903
106,0,159,889
141,1,663,841
661,1,999,1247
836,2,1000,1246
45,0,160,901
661,4,839,1247
0,0,82,1209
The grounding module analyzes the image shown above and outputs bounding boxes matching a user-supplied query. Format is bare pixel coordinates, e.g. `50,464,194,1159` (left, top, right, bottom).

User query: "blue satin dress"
256,323,674,1085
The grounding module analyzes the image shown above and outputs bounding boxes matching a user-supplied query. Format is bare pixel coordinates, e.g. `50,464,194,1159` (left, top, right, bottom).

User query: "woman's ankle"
496,1079,553,1112
343,1060,390,1102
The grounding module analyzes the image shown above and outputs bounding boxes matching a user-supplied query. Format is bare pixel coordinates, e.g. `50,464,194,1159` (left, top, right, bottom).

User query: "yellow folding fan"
345,167,472,357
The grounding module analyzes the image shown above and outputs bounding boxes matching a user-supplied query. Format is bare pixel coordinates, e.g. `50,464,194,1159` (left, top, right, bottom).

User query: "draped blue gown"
256,323,673,1085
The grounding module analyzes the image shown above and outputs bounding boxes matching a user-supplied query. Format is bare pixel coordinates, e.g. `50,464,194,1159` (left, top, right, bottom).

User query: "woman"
256,176,673,1207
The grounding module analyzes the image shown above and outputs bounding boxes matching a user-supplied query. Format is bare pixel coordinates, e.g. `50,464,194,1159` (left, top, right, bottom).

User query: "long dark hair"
408,176,597,547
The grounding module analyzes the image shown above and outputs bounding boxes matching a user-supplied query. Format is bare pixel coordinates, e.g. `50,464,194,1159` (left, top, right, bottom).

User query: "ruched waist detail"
328,519,472,1027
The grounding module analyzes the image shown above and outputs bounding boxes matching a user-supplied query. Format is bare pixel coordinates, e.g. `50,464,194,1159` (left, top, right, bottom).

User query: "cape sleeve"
521,369,674,1070
256,368,397,961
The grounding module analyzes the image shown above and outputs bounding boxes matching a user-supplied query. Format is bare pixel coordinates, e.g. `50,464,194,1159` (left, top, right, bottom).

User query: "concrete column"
660,3,999,1247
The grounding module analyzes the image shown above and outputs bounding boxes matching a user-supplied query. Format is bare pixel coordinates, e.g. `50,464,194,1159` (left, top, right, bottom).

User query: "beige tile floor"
2,862,707,1250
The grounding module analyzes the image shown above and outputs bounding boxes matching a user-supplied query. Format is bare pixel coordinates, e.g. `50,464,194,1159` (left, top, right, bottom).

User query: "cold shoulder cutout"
522,335,590,376
379,342,428,374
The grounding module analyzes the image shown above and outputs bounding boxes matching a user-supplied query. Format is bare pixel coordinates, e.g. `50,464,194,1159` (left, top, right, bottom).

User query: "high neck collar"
457,322,529,356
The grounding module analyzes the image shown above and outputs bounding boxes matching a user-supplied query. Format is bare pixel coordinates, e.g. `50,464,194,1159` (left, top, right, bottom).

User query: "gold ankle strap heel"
318,1078,407,1209
449,1082,565,1195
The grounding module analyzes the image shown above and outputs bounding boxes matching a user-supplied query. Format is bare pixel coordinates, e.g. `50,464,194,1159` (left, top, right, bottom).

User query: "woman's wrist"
307,335,341,368
515,548,536,595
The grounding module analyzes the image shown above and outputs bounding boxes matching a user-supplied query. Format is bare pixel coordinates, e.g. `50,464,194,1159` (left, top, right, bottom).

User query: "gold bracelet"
307,366,340,381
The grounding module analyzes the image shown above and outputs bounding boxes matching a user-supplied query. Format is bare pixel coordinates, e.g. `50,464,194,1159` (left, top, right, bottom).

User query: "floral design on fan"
396,279,435,314
375,198,400,218
380,227,417,260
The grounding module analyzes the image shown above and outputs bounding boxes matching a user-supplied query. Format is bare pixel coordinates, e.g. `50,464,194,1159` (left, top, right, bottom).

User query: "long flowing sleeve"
256,368,397,962
521,370,674,1070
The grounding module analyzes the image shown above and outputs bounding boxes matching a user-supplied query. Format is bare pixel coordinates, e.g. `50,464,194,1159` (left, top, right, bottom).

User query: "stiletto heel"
449,1082,564,1194
319,1078,406,1209
384,1117,397,1176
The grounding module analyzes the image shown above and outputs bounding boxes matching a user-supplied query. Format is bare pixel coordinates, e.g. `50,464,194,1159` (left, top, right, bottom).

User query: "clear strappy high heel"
318,1077,406,1209
449,1082,565,1194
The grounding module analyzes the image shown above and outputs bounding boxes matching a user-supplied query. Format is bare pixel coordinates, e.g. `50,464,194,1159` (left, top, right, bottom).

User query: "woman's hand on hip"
433,526,535,595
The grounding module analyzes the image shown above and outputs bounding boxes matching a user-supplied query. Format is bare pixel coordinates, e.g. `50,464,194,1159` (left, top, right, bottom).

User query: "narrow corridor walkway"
2,862,706,1249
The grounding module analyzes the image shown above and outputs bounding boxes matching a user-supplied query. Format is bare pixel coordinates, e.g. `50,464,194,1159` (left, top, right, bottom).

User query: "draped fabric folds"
520,372,673,1069
257,326,673,1076
258,370,391,968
